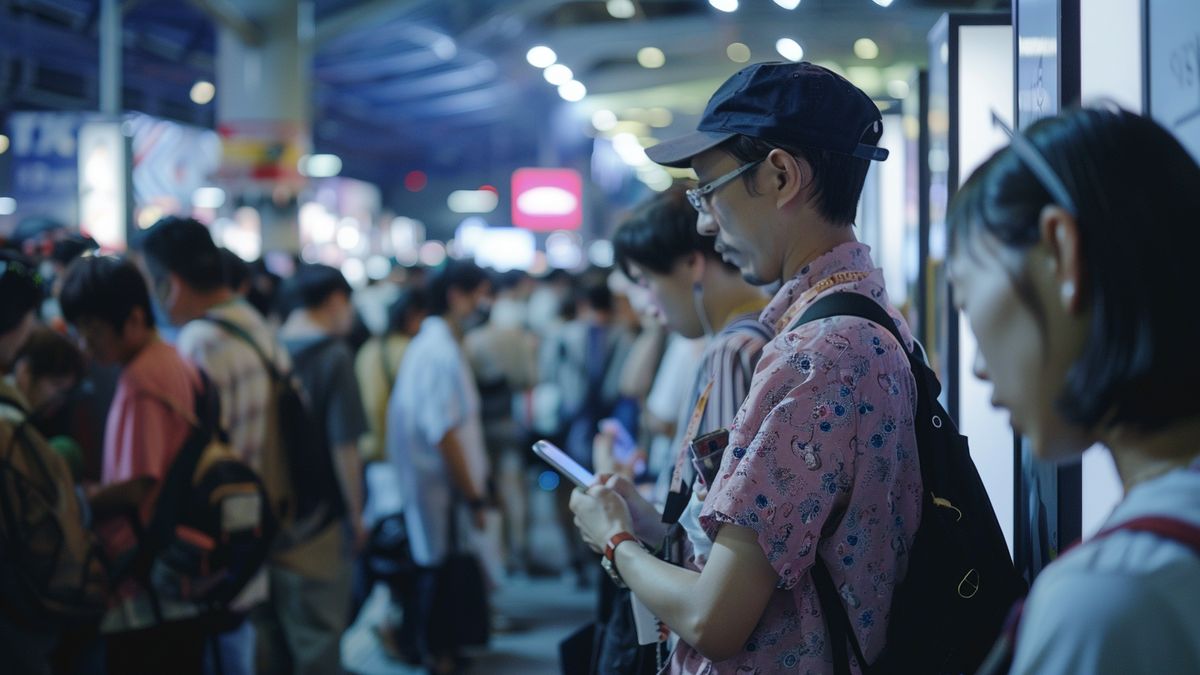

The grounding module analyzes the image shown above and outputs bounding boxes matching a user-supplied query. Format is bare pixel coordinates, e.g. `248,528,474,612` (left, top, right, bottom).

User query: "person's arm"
438,428,487,527
333,441,366,548
570,483,776,661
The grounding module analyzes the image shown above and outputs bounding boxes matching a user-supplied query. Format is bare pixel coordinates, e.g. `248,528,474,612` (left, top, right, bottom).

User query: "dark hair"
721,130,879,226
425,260,489,316
285,263,352,310
614,185,737,279
59,256,155,333
386,288,429,334
136,216,224,292
580,279,614,314
220,248,250,292
0,251,44,335
15,327,85,382
948,107,1200,433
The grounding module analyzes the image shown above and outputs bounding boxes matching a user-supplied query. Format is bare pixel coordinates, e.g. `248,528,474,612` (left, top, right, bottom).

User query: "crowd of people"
1,60,1199,675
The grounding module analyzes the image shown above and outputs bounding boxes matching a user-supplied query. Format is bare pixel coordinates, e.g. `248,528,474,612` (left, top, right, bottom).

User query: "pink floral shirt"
670,243,923,674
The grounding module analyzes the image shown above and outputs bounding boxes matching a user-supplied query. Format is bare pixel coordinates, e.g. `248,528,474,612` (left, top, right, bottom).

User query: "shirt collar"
760,242,875,328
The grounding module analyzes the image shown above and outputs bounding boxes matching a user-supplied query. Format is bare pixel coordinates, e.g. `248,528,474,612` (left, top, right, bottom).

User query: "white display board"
957,23,1016,554
1147,0,1200,162
1081,0,1144,111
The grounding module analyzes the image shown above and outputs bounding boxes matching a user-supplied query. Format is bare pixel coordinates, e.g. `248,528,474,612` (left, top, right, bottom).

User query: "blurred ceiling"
0,0,1008,188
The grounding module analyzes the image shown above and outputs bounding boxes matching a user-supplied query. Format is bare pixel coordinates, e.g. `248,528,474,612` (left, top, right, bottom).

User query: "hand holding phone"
532,440,596,489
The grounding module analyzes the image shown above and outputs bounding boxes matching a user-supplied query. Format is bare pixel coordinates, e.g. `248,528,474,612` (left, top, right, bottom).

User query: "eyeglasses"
990,110,1078,216
686,159,764,214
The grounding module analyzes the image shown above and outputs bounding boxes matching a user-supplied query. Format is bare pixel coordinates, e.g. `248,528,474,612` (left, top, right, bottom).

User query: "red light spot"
405,171,428,192
478,184,498,194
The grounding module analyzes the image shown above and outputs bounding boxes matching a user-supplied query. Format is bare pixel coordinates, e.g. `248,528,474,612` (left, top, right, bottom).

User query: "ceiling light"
873,0,894,6
886,79,910,99
558,80,587,102
773,0,801,8
299,154,342,178
591,109,618,131
526,46,557,68
0,134,8,155
606,0,635,19
776,38,804,62
647,107,673,128
431,37,457,60
544,64,573,85
0,197,16,216
637,47,665,69
709,0,738,12
190,80,215,105
854,38,879,60
726,42,751,63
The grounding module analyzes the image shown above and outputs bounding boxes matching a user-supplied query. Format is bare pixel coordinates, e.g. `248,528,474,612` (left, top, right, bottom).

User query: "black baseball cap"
647,61,889,168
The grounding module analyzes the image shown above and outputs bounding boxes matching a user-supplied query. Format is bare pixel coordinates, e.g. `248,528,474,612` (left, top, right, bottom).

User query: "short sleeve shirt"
284,336,369,451
670,243,923,674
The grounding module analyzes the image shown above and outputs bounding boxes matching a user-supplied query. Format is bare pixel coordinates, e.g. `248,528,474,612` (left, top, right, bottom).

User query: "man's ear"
1038,204,1084,314
766,148,809,209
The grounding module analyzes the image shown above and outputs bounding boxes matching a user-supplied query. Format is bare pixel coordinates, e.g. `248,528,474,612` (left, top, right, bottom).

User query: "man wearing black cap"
570,62,921,673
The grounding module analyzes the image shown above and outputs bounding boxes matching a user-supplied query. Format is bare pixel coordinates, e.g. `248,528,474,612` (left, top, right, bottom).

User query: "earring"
1061,280,1075,304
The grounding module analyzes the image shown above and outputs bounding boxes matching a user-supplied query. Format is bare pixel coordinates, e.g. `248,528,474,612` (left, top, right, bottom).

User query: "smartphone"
532,440,596,489
689,428,730,488
599,418,644,474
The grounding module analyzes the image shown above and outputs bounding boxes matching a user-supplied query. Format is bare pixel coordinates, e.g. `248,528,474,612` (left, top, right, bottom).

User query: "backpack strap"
791,292,912,675
1093,516,1200,556
200,316,285,383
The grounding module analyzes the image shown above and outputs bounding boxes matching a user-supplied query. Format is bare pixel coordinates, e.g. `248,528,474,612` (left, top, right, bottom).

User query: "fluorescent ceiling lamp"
192,187,226,209
776,38,804,62
526,45,557,68
854,38,880,60
606,0,635,19
873,0,894,6
773,0,800,8
709,0,738,12
544,64,573,85
448,189,500,214
637,47,665,69
726,42,751,63
299,154,342,178
558,80,587,102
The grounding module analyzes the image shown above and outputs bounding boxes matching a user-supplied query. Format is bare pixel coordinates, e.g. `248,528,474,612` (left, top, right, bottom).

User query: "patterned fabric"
670,243,923,674
175,300,290,473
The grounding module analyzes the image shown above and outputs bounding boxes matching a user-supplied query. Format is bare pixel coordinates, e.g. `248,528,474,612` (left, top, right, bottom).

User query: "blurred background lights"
0,134,10,155
591,109,618,131
776,38,804,62
637,47,665,69
558,80,587,102
873,0,895,6
191,186,225,209
299,154,342,178
773,0,801,8
709,0,738,13
526,45,557,68
419,241,448,267
0,197,16,216
606,0,635,19
887,79,911,99
854,38,880,60
189,80,215,105
544,64,573,85
448,189,499,214
726,42,751,63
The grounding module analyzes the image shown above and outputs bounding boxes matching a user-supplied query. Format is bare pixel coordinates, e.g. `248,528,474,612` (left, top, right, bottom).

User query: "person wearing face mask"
948,107,1200,674
570,62,915,673
581,184,771,673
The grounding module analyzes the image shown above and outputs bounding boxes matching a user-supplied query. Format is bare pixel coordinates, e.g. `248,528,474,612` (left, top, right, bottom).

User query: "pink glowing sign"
511,168,582,231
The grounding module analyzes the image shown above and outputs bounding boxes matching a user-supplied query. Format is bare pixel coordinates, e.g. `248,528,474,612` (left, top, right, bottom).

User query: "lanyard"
774,270,872,334
670,378,715,493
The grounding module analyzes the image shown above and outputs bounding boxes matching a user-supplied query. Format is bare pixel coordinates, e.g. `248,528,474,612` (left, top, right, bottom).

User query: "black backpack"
795,292,1026,675
90,374,276,628
200,318,345,549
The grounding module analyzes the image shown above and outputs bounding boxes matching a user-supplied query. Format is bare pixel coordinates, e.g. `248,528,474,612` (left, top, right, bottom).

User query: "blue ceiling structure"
0,0,1002,193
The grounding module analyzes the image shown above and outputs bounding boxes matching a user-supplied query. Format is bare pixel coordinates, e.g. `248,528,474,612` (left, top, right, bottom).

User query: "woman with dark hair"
948,107,1200,674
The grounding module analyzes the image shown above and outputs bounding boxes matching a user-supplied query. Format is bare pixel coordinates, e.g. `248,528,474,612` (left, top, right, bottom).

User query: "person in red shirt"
59,255,206,673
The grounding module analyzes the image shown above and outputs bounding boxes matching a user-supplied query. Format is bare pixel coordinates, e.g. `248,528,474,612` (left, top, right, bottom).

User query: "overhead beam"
315,0,423,48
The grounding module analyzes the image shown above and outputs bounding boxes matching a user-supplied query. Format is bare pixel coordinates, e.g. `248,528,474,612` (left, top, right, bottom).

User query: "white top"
1012,460,1200,674
387,316,488,566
